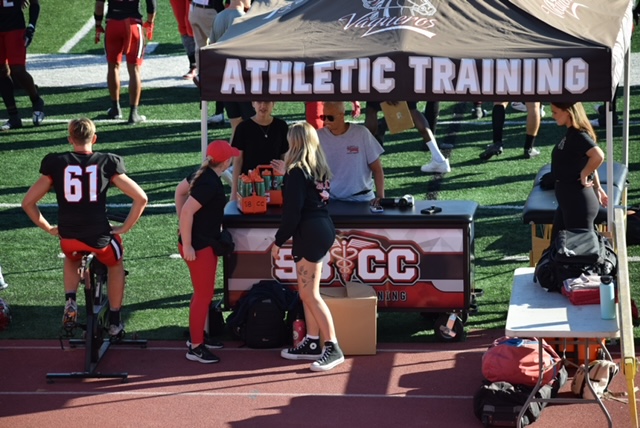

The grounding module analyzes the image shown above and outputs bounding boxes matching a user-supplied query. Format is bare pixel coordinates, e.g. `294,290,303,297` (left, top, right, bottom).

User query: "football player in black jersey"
0,0,45,130
22,118,148,336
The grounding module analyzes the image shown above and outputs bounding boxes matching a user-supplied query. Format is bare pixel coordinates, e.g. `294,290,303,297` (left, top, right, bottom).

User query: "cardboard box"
380,101,414,134
321,282,378,355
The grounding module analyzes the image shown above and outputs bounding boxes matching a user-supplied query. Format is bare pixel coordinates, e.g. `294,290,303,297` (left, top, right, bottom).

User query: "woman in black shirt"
175,140,239,364
272,122,344,372
549,102,608,240
231,101,289,200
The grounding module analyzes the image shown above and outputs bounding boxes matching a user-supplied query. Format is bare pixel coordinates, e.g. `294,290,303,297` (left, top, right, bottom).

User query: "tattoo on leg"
297,265,312,288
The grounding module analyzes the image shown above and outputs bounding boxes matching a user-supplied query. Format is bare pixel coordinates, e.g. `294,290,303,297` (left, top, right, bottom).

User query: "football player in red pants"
170,0,198,79
0,0,45,130
94,0,156,125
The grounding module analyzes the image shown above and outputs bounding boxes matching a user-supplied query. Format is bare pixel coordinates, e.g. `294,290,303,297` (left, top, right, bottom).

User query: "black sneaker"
471,106,488,119
280,336,322,360
1,115,22,131
128,110,146,125
186,344,220,364
479,143,503,161
524,147,541,159
187,334,224,350
310,341,345,372
108,322,125,339
32,97,45,126
107,107,122,120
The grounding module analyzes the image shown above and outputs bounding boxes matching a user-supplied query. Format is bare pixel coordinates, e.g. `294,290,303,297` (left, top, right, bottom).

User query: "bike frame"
46,252,146,382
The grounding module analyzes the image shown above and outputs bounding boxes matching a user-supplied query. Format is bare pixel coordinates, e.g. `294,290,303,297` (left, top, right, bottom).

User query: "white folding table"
505,267,620,428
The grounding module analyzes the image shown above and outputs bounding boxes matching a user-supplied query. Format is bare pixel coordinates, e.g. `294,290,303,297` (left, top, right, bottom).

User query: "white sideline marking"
59,18,95,54
146,42,158,54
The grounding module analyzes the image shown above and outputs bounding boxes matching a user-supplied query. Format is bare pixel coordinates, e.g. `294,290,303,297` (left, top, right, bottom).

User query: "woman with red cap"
175,140,239,363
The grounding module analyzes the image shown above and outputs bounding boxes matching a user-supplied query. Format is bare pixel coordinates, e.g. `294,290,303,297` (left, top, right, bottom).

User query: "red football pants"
179,243,218,345
170,0,194,37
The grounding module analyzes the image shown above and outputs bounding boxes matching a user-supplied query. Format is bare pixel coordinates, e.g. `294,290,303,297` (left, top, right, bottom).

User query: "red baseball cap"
206,140,240,163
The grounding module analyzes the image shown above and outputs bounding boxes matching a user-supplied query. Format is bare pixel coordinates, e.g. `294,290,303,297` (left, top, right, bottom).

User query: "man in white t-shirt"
317,102,385,203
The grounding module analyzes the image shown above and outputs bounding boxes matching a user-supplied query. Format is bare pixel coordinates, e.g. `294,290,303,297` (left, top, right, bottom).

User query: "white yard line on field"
59,18,95,54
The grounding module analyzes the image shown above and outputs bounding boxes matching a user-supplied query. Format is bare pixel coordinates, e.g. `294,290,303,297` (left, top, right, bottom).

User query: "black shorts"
366,101,418,112
292,217,335,263
224,102,255,120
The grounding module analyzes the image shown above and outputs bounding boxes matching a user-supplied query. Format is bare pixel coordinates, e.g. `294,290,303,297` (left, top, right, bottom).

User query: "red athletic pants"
179,243,218,345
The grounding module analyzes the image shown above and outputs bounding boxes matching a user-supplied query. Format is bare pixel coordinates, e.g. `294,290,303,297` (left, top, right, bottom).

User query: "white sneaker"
511,102,545,117
511,102,527,112
207,113,224,124
421,158,451,174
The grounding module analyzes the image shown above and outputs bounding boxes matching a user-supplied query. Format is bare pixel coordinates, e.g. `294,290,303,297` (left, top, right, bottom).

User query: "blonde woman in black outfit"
549,102,608,241
272,122,344,372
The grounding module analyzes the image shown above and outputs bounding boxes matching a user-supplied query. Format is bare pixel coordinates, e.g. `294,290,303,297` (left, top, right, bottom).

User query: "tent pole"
201,100,209,161
623,47,631,167
606,101,614,233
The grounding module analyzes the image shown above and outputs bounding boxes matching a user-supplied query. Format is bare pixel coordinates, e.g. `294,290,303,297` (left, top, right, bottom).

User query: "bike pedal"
62,322,77,333
61,327,75,338
109,331,126,343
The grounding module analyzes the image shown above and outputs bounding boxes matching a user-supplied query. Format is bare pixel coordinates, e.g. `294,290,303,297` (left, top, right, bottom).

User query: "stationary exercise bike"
46,243,147,382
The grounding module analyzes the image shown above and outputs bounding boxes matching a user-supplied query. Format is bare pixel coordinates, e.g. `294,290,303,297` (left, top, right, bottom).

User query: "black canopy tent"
198,0,633,225
199,0,631,103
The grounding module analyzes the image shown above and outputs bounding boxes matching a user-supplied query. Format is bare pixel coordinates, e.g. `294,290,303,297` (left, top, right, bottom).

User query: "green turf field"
0,1,639,342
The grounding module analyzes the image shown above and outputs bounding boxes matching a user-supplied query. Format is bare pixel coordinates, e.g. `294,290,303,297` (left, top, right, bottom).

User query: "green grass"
1,3,640,343
2,92,640,343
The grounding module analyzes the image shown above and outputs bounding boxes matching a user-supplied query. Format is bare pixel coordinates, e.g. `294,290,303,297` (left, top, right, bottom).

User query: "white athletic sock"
426,140,445,163
307,335,320,340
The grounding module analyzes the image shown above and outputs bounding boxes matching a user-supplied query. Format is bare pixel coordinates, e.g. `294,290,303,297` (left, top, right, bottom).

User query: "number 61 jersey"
40,152,126,246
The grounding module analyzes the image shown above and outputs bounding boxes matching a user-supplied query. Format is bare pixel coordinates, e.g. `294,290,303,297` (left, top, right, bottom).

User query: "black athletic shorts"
291,217,336,263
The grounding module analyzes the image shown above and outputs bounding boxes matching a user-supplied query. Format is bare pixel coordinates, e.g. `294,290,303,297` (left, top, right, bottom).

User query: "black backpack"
226,280,298,349
473,366,567,427
534,229,617,292
473,381,549,427
242,298,288,348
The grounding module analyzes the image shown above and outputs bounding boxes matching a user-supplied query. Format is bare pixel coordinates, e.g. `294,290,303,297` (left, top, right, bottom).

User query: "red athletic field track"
0,330,637,428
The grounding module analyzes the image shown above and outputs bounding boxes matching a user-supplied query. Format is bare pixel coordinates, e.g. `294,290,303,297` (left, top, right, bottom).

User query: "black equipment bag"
535,229,617,293
474,366,567,427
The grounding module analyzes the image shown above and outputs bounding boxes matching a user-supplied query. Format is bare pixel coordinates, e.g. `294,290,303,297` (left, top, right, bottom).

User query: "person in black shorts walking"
274,122,344,372
549,102,608,241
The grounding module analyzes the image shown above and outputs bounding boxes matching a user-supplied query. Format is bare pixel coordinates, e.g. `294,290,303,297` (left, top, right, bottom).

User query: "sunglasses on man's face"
320,114,340,122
